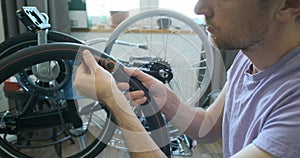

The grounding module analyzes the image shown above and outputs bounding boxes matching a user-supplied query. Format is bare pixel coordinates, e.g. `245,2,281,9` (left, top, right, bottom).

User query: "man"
74,0,300,157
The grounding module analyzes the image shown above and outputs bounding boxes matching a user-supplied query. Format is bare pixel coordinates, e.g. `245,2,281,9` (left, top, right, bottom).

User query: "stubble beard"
208,11,270,51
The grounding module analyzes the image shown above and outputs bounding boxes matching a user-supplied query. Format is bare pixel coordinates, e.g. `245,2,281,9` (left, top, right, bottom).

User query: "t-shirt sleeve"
253,92,300,157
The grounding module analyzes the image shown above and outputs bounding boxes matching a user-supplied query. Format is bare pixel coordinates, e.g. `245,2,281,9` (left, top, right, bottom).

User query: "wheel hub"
31,61,61,82
141,59,173,83
16,60,71,99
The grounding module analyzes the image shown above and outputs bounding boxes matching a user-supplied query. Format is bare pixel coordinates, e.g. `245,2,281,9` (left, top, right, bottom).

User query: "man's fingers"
82,50,99,72
123,67,136,76
124,90,145,100
130,97,148,106
117,82,130,91
123,67,143,78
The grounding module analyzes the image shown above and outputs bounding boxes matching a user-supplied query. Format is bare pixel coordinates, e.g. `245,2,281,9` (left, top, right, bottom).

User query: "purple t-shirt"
223,47,300,158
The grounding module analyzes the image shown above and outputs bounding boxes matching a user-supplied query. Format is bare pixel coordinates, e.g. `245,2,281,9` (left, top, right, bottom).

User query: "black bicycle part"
0,29,85,131
0,43,170,157
0,43,115,158
0,30,87,155
0,97,83,135
0,7,109,157
141,60,173,84
0,28,86,140
16,99,83,131
15,59,73,99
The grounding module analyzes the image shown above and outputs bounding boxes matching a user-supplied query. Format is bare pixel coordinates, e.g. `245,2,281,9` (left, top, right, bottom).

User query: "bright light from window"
159,0,198,18
159,0,205,25
106,0,140,11
86,0,205,26
86,0,139,16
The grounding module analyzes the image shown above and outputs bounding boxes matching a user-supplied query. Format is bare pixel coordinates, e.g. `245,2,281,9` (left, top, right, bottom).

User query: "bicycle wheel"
0,42,116,157
0,30,116,157
104,9,214,152
0,43,169,157
105,9,213,107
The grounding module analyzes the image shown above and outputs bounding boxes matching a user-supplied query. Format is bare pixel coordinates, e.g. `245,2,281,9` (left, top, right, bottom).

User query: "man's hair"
260,0,300,22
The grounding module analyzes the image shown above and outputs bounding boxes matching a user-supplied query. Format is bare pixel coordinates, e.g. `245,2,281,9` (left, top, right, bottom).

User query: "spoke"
174,66,207,71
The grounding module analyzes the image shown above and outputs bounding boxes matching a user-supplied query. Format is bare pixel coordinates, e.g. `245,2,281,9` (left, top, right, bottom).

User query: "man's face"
195,0,274,51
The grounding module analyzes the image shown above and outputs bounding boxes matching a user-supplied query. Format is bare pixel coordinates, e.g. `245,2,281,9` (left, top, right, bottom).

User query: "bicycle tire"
0,43,169,157
0,30,116,157
0,30,82,60
0,30,84,99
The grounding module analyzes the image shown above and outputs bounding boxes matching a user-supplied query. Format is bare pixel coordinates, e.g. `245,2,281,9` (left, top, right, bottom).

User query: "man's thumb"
82,50,98,71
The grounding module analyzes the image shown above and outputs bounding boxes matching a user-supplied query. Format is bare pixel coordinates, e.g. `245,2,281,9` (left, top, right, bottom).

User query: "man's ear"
275,0,300,22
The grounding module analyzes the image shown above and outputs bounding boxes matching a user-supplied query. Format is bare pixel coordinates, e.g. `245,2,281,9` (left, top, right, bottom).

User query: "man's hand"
74,49,173,111
73,51,167,157
122,67,170,109
73,50,117,102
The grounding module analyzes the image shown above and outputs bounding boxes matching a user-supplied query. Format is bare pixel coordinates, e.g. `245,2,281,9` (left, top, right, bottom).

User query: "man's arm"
99,82,167,158
126,66,227,143
74,50,167,157
231,144,273,158
159,83,227,143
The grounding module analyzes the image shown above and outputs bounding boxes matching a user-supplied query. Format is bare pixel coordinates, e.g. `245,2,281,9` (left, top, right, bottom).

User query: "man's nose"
194,0,213,17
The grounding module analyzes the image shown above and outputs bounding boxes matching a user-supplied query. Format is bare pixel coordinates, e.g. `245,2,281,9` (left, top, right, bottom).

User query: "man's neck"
242,25,300,71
